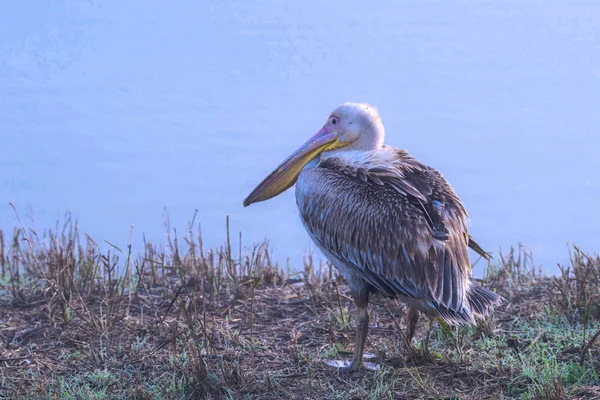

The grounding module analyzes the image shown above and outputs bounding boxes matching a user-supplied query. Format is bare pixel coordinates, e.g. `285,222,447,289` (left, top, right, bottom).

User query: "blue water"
2,1,599,273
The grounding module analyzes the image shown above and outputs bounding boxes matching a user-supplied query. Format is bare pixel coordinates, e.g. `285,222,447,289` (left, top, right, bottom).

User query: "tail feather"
467,283,503,319
432,284,503,326
434,305,476,326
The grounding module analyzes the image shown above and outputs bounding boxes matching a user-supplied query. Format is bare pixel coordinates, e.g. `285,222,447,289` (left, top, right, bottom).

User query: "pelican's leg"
348,289,370,370
324,287,379,371
405,307,420,348
423,317,434,353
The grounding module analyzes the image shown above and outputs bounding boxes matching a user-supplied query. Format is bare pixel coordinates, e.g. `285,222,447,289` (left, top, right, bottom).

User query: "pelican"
243,102,502,371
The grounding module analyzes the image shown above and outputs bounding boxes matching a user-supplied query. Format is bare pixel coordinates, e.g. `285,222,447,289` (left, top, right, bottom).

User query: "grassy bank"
0,213,599,399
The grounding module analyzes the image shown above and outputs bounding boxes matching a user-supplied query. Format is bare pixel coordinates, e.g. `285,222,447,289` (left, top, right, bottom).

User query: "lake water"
1,1,599,274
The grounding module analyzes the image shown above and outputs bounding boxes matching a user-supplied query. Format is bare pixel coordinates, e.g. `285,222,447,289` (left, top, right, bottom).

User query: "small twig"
580,328,600,365
283,280,303,298
134,260,159,318
332,281,347,333
523,329,545,353
159,285,184,326
374,300,409,348
0,356,30,362
250,276,258,345
125,223,135,318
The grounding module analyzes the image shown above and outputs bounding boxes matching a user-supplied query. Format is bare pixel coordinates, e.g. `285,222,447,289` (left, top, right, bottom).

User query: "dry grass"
0,212,599,399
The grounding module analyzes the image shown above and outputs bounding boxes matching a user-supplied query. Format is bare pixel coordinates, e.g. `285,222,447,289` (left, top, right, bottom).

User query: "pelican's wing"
296,149,474,320
331,149,491,258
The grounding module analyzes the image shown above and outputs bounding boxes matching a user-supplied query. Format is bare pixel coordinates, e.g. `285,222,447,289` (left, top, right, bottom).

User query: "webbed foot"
324,353,380,372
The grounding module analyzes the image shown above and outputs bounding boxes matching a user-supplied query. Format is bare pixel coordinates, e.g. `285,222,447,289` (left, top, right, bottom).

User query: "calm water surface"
2,1,599,273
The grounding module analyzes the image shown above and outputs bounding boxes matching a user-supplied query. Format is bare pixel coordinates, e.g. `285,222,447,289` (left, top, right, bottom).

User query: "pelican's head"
243,102,385,207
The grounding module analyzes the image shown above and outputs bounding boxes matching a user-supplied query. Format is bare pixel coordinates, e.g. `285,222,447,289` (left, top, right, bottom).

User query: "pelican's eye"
331,118,337,125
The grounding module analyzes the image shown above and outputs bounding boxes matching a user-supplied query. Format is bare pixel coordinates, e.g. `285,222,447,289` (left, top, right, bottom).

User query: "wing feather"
296,148,475,317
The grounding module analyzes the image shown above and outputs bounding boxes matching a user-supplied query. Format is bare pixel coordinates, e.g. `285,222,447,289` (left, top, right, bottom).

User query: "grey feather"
296,147,501,325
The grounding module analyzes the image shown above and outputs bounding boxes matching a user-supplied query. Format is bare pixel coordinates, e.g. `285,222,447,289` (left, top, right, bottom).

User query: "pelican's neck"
321,124,385,159
316,145,403,172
